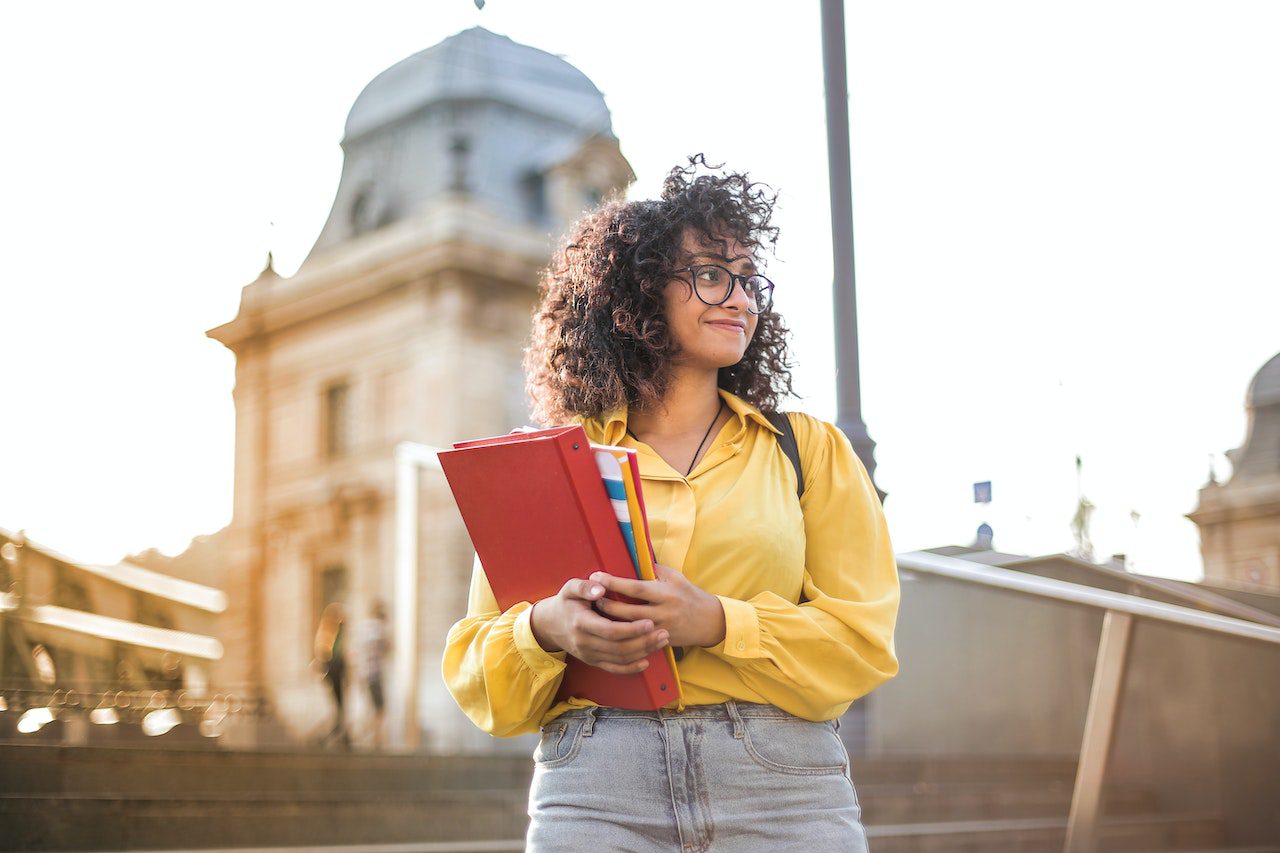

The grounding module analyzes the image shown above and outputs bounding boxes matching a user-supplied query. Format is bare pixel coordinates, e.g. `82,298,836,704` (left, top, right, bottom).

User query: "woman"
443,157,899,851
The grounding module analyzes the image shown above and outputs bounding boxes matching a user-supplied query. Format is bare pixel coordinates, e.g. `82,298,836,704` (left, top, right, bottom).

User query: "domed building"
1189,350,1280,591
205,27,633,750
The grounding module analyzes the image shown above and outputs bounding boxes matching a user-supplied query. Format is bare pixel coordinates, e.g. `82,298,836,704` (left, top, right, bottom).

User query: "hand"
529,577,671,674
592,564,727,649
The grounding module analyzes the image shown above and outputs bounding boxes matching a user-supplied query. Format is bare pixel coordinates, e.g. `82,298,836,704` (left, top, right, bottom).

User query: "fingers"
652,563,680,581
578,629,670,667
593,658,652,675
594,597,653,623
559,577,606,603
590,571,664,603
573,606,654,641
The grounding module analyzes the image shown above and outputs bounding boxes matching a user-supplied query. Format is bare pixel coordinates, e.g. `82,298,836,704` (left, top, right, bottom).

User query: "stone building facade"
206,27,632,747
1189,350,1280,591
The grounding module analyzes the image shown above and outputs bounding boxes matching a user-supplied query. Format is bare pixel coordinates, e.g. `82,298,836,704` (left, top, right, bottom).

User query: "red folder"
438,425,680,710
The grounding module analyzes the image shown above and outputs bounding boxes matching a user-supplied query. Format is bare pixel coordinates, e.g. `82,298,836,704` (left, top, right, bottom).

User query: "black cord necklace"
627,400,725,476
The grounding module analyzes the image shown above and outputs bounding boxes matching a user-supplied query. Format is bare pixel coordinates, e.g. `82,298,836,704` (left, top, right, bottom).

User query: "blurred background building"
199,26,631,748
1190,351,1280,592
2,23,1277,853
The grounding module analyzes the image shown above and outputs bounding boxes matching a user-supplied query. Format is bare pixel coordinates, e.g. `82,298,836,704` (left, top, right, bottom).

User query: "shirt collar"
594,388,782,444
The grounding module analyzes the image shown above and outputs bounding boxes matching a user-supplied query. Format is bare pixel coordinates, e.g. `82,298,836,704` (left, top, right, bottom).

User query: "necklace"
627,400,725,476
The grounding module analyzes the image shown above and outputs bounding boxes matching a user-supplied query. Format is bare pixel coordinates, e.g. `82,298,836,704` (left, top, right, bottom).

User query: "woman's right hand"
530,577,670,674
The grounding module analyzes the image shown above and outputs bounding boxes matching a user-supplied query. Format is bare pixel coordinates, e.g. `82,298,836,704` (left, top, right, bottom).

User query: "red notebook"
438,425,681,710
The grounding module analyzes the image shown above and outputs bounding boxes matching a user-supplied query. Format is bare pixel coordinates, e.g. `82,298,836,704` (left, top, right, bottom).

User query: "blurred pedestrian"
355,599,391,750
313,602,349,749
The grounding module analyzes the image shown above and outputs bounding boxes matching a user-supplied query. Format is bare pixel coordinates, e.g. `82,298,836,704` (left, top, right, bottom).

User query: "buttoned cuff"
708,595,763,660
513,606,568,674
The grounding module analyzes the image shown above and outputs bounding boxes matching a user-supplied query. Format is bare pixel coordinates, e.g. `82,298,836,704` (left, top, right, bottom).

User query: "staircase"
1,743,1275,852
851,756,1266,852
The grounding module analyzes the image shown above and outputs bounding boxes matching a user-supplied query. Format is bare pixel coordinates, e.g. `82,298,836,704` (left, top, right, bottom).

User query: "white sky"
2,1,1278,582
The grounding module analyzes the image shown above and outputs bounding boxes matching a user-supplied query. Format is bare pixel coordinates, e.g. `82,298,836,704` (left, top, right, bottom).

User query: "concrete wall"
871,569,1099,757
872,568,1280,845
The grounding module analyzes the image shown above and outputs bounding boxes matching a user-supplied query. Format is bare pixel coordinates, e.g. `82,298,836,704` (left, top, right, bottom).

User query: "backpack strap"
764,411,804,500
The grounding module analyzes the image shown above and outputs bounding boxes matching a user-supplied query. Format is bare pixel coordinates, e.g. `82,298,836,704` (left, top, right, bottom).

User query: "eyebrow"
691,252,758,273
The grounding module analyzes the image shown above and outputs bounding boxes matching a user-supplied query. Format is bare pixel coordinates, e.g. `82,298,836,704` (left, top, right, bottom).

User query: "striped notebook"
593,448,641,578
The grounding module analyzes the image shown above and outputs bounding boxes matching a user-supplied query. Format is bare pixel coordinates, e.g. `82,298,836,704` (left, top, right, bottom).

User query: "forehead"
679,229,756,266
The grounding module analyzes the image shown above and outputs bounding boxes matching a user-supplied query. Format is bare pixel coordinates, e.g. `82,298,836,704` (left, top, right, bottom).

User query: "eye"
695,266,724,283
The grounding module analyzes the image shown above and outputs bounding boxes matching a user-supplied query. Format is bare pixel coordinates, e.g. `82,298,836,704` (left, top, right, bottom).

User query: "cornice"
1188,477,1280,526
208,198,551,351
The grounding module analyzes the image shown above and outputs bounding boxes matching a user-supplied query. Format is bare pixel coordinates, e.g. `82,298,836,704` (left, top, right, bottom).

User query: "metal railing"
896,550,1280,853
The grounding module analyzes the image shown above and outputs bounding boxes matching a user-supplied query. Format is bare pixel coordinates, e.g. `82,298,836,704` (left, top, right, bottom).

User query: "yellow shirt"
442,389,900,737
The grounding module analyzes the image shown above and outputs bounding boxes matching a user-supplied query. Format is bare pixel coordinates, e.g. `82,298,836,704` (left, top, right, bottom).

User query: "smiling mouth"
706,321,746,333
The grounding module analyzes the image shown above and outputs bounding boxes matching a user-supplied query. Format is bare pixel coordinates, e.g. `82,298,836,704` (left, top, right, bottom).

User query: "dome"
1246,351,1280,409
300,26,630,268
344,27,612,141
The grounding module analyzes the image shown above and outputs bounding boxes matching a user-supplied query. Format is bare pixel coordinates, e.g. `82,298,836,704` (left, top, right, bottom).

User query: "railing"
896,550,1280,853
0,681,266,739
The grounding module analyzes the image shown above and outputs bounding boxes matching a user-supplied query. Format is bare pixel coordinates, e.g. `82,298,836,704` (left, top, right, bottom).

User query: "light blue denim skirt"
527,701,869,852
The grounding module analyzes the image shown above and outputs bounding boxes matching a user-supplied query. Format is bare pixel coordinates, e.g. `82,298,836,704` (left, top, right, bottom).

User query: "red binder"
438,425,680,710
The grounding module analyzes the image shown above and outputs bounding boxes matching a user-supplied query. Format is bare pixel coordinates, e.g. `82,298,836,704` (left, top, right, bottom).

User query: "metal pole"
820,0,882,498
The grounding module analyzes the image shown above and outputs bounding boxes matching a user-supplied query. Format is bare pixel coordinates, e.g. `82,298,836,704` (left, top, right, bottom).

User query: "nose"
722,275,752,311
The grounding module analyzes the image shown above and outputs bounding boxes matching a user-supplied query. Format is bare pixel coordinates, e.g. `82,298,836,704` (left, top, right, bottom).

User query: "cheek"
663,288,696,336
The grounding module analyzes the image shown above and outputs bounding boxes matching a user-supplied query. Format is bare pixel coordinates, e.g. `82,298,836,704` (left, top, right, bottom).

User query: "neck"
629,365,723,438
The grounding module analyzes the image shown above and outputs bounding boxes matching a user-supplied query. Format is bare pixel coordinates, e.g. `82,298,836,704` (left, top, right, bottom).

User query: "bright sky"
2,1,1278,582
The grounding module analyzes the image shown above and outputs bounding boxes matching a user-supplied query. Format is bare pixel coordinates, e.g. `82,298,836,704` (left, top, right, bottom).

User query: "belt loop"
725,699,745,739
582,706,598,737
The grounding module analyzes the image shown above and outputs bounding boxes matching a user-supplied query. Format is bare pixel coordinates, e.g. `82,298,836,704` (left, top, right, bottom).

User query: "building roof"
1246,350,1280,409
344,26,611,141
0,527,226,613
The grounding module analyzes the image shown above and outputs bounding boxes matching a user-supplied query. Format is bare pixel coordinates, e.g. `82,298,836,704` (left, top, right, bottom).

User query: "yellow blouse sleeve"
704,415,900,720
441,554,568,737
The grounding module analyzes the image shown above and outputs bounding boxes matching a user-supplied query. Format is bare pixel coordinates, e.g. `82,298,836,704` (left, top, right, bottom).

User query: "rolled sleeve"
441,558,569,737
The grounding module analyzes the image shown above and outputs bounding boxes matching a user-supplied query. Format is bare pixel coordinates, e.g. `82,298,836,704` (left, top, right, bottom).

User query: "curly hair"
524,155,796,425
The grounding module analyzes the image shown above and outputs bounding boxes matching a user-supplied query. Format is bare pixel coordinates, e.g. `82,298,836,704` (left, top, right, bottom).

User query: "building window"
53,566,91,612
315,564,348,630
523,172,548,223
323,381,353,458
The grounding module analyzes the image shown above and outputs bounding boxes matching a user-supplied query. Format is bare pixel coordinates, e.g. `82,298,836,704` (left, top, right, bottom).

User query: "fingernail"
638,660,649,670
590,585,603,596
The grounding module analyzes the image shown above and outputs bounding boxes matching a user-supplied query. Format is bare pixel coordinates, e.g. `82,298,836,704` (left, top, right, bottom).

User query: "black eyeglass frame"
671,264,776,315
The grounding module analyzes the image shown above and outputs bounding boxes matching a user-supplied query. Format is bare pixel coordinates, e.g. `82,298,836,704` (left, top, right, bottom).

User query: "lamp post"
821,0,883,500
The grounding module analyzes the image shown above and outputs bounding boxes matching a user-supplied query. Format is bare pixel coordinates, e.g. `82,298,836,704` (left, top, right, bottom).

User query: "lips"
706,320,747,333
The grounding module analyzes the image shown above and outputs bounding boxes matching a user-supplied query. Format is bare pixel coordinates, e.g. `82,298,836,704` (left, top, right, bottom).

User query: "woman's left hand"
591,564,727,649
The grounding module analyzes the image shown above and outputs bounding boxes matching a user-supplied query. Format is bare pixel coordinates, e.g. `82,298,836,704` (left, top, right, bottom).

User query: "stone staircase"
1,743,1274,852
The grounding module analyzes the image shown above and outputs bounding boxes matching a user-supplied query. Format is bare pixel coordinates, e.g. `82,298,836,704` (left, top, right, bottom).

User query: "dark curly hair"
525,155,796,425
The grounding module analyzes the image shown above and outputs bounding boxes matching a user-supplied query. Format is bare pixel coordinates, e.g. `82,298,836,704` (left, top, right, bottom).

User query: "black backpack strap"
764,411,804,500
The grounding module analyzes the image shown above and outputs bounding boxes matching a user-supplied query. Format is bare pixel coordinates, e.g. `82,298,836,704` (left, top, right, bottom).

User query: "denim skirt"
527,701,869,853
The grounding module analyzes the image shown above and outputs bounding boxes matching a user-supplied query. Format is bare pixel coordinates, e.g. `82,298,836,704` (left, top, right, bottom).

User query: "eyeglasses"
672,264,775,315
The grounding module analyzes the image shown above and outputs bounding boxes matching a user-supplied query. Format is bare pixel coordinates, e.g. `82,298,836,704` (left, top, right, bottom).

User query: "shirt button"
735,640,746,651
